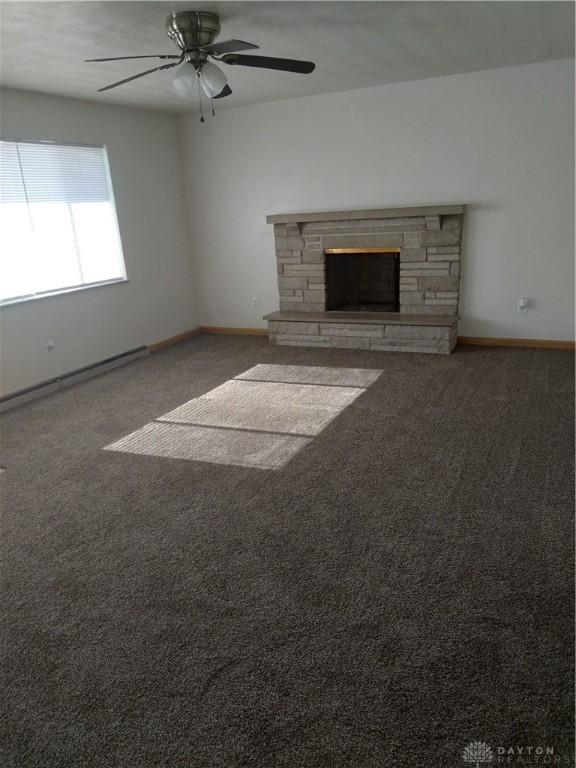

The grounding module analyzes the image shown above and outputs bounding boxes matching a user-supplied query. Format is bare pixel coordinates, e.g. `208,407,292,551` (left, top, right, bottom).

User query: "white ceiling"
1,1,574,114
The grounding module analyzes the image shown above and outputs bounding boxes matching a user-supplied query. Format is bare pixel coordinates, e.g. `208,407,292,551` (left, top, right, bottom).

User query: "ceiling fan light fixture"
199,61,228,99
172,62,198,98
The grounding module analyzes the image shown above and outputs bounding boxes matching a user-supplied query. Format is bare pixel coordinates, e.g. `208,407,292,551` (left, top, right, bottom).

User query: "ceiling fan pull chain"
196,70,205,123
211,99,216,117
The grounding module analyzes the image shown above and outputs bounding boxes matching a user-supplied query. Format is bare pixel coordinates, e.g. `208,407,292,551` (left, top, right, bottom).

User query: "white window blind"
0,139,126,305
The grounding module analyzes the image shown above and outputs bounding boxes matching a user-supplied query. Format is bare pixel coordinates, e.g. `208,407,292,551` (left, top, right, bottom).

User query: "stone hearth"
265,205,465,354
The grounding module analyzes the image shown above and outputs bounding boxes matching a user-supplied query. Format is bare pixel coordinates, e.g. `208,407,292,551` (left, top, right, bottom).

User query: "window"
0,139,126,305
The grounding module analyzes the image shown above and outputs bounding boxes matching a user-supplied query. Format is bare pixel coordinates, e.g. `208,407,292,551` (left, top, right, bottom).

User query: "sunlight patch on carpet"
106,422,310,470
105,364,381,469
158,380,363,436
236,364,382,388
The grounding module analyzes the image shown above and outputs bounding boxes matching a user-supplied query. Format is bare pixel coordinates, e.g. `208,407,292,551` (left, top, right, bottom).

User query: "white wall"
181,58,574,341
0,89,197,396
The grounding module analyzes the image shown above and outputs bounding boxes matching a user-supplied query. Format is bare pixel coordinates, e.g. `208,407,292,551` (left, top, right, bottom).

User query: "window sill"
0,277,129,308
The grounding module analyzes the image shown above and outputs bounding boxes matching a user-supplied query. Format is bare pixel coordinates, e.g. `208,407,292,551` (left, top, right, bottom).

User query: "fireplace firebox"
325,248,400,312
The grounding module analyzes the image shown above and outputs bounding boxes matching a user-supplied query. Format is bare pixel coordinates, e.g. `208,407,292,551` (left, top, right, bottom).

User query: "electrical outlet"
516,297,529,314
251,297,260,308
45,338,56,353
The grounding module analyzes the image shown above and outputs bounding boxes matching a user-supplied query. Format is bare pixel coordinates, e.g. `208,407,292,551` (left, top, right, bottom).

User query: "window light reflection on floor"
105,364,382,470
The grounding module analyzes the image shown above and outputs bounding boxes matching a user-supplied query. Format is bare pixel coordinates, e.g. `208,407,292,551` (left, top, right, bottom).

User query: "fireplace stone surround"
264,205,465,354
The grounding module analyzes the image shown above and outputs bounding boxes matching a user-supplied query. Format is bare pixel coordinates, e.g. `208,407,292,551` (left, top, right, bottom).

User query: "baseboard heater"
0,347,149,413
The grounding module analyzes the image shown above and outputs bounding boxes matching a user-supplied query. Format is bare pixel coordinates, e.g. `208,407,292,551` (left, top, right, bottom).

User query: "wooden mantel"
266,204,467,225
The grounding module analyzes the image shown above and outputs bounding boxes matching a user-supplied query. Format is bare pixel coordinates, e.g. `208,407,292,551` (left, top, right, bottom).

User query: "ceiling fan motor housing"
165,12,221,51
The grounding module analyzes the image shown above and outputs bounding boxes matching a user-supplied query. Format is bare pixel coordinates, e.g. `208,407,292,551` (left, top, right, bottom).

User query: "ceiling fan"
86,11,316,120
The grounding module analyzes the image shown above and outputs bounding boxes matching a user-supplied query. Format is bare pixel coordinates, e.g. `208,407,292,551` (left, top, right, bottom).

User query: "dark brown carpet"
1,336,574,767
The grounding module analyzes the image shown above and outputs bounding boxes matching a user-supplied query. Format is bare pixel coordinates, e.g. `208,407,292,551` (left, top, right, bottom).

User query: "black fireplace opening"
326,251,400,312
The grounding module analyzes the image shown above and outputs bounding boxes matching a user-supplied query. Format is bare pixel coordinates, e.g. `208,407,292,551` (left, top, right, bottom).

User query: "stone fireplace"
264,205,465,354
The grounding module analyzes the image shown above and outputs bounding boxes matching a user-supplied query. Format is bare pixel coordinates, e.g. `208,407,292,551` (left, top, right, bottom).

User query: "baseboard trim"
148,329,200,352
147,325,268,353
199,326,269,336
458,336,575,350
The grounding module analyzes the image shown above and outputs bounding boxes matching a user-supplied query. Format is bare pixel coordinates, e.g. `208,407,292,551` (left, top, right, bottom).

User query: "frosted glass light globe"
172,64,198,99
199,62,227,99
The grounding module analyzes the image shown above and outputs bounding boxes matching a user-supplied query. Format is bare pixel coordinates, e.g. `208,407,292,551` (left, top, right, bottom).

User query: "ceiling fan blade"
221,54,315,74
86,55,181,62
202,39,259,55
213,84,232,99
98,60,182,92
